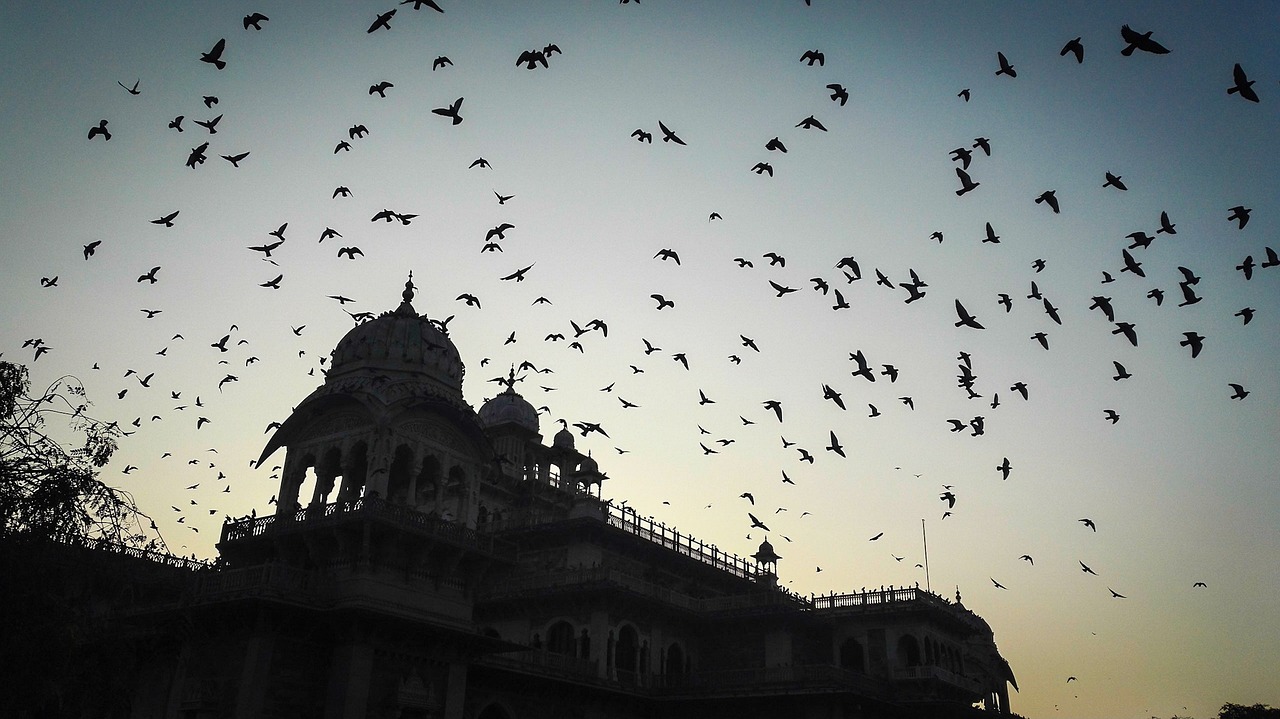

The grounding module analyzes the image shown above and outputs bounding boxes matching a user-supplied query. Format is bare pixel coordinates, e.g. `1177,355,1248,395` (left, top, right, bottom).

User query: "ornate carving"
300,412,369,441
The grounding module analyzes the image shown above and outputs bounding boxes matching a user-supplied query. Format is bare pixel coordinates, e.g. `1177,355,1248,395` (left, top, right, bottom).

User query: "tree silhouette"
0,361,161,549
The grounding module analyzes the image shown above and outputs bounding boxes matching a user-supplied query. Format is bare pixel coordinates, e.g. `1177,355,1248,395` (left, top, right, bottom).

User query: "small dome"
753,538,781,564
478,386,540,433
326,277,464,397
578,454,599,474
553,426,575,449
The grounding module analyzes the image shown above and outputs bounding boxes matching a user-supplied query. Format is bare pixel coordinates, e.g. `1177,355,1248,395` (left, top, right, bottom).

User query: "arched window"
838,638,865,673
616,625,639,677
666,643,685,676
546,621,575,656
897,634,922,668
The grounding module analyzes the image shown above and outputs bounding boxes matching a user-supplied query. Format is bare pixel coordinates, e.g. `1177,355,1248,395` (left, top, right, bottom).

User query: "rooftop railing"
220,497,517,560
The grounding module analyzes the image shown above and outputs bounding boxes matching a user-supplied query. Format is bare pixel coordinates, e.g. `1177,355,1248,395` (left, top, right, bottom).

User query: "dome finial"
395,271,418,316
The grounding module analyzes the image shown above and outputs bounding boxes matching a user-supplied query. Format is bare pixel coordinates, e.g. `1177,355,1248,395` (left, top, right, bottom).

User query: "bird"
658,121,686,145
1235,307,1255,325
1120,24,1170,56
516,49,548,69
82,240,102,259
1108,588,1127,599
368,9,396,32
243,12,269,30
1112,322,1138,347
369,81,394,97
401,0,444,10
348,124,369,139
334,141,351,153
995,51,1016,77
765,137,787,153
259,273,283,289
1227,205,1251,229
795,115,826,131
200,38,227,69
1112,361,1132,381
1034,190,1060,213
953,300,985,329
1227,63,1260,103
769,281,797,297
1103,409,1120,424
651,294,674,310
1019,555,1034,565
168,116,184,132
826,83,848,105
1238,255,1256,280
87,119,111,141
221,151,250,167
748,513,770,531
337,247,364,260
991,578,1007,590
1103,172,1127,191
1180,332,1205,358
800,49,825,66
499,264,534,282
869,532,884,542
137,266,161,284
432,97,464,124
763,400,783,422
955,168,980,196
751,162,774,177
1228,383,1249,400
1080,561,1098,575
957,88,971,102
826,431,845,457
1060,37,1084,63
432,56,452,71
1121,249,1145,277
118,79,141,95
1079,518,1096,532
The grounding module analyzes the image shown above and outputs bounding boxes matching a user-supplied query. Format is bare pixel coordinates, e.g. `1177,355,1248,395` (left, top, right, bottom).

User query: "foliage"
1220,704,1280,719
0,360,161,549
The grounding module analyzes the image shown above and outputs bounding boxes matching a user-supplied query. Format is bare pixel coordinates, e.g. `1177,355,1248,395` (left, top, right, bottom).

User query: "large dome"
326,277,465,396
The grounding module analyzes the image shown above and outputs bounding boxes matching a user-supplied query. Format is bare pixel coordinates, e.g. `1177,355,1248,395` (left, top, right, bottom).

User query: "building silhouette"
8,278,1015,718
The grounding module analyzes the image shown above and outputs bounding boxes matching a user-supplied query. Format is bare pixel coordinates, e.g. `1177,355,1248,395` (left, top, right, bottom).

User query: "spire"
395,271,417,316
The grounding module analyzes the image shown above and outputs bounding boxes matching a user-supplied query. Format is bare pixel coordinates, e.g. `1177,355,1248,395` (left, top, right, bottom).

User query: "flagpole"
922,518,931,593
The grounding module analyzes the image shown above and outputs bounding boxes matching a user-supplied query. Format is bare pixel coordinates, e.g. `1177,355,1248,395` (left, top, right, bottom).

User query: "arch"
340,441,368,502
415,454,441,509
477,702,513,719
546,621,575,656
665,642,686,676
897,634,922,668
615,624,639,677
838,637,865,673
387,445,416,505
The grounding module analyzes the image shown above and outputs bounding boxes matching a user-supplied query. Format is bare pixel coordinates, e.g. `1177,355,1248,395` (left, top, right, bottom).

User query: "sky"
1,2,1277,717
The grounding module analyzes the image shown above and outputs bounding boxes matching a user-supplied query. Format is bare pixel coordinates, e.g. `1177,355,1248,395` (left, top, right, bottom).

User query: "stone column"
325,637,374,719
277,454,307,516
442,662,468,719
232,613,275,717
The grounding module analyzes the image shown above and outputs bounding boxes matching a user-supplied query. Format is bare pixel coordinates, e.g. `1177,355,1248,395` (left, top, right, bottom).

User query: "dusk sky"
2,3,1277,717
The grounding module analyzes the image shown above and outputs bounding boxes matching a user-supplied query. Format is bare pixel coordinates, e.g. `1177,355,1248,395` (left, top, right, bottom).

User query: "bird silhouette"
243,12,269,30
956,168,980,196
1227,63,1260,103
118,79,141,95
826,83,848,105
433,97,464,124
1120,24,1170,56
658,121,686,145
995,51,1016,77
1060,37,1084,63
200,38,227,69
953,300,985,329
369,81,394,97
800,49,825,66
87,119,111,141
368,10,396,32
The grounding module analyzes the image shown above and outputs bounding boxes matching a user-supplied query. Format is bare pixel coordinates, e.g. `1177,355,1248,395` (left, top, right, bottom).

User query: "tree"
1220,704,1280,719
0,361,161,549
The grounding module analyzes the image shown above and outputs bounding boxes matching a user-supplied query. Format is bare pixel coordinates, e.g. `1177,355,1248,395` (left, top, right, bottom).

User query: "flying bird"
955,168,980,196
995,51,1016,77
1227,63,1259,103
369,81,394,97
800,49,825,66
200,38,227,69
1060,37,1084,63
953,300,985,329
1120,24,1170,56
658,121,686,145
432,97,464,124
87,120,111,141
118,79,140,95
368,9,396,32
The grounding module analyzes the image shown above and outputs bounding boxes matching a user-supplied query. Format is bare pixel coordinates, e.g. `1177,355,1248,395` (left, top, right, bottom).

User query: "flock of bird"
8,9,1275,707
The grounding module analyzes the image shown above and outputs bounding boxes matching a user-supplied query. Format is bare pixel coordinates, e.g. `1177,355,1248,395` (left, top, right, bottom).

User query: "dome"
577,454,598,474
553,426,575,450
326,277,464,397
478,386,540,433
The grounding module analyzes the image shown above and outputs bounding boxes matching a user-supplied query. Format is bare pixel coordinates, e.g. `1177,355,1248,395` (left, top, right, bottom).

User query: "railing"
604,504,760,580
481,648,601,681
809,587,991,632
220,497,517,560
194,563,328,604
80,535,210,571
480,565,809,615
892,665,984,693
656,664,888,699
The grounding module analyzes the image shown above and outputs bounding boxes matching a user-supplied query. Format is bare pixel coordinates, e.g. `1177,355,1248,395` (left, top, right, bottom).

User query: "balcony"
892,664,985,694
220,497,518,561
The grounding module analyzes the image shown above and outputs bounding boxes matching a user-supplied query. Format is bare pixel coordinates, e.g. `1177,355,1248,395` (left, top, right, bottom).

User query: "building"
12,277,1016,719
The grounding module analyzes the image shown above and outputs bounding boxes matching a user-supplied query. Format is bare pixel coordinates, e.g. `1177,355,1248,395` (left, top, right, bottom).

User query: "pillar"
232,614,275,718
325,637,374,719
277,456,307,517
442,662,468,719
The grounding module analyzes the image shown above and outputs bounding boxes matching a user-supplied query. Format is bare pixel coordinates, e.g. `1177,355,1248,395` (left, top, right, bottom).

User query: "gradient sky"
2,3,1277,718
